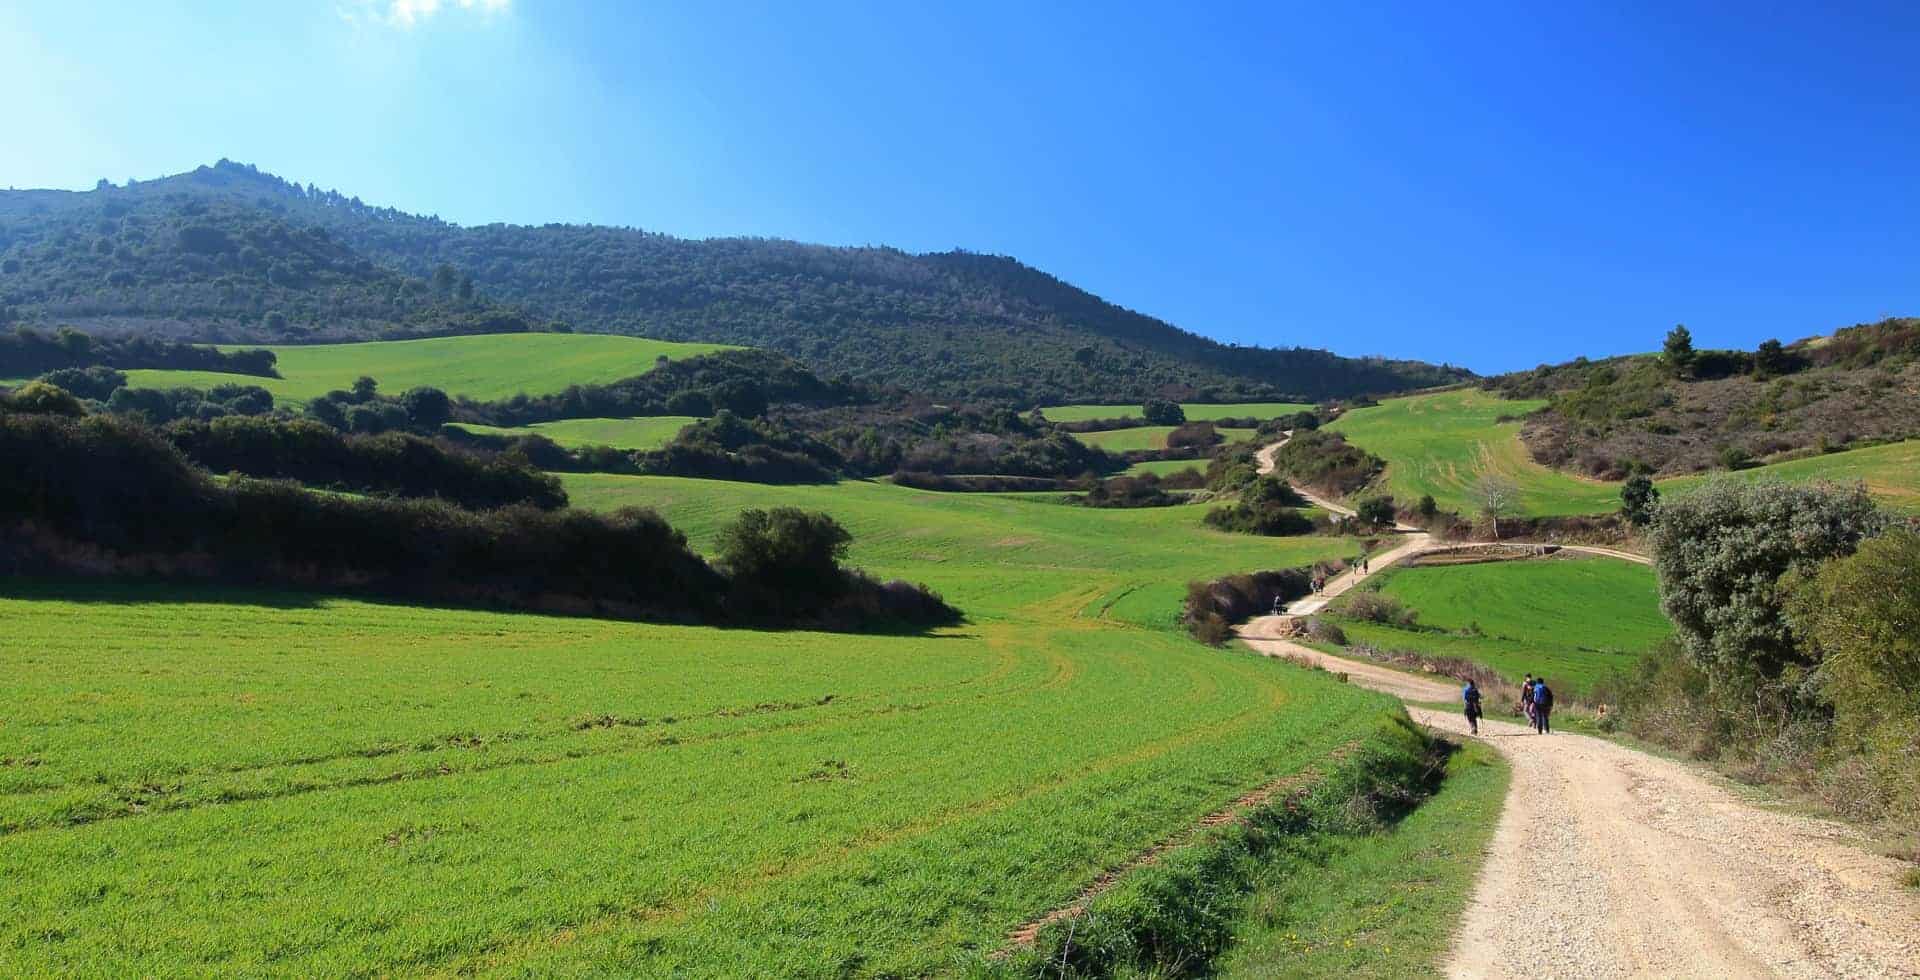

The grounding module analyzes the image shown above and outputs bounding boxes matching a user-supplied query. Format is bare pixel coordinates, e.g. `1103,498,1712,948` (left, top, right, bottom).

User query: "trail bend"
1239,439,1920,977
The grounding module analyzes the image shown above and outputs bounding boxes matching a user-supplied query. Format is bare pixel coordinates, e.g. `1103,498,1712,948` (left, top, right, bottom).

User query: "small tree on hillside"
1142,399,1185,425
1753,338,1792,378
1620,474,1659,527
1473,472,1519,539
1663,324,1696,378
718,507,854,607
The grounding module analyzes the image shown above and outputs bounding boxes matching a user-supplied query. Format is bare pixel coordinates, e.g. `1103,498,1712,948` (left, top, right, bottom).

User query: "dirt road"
1236,626,1920,977
1240,439,1920,977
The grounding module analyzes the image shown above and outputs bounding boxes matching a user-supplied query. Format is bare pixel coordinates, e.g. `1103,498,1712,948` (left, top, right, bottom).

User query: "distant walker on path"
1532,679,1554,734
1462,679,1483,734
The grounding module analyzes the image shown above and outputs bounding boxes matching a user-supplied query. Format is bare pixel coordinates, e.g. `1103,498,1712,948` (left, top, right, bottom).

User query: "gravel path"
1242,438,1920,977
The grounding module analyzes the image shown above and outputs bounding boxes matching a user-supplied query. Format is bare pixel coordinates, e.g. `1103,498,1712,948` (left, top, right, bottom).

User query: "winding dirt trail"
1240,441,1920,977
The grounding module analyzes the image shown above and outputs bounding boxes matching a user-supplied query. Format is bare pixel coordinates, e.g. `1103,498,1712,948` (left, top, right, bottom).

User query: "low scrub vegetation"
1258,428,1383,497
1204,477,1318,536
1605,479,1917,823
1183,567,1317,643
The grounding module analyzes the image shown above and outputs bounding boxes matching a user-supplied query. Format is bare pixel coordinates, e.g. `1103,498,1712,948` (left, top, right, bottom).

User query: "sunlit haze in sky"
4,2,1916,371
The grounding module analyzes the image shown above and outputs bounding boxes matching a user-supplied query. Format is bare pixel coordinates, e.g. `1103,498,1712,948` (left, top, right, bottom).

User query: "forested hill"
0,161,1471,402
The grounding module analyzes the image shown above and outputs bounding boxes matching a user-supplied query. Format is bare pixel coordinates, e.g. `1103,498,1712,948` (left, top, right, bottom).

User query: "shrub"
1341,591,1419,628
1164,421,1221,449
34,366,126,401
1142,399,1186,425
1648,478,1884,686
1307,617,1347,645
1786,529,1920,818
1182,568,1312,641
1354,495,1396,527
3,381,85,417
1620,474,1659,526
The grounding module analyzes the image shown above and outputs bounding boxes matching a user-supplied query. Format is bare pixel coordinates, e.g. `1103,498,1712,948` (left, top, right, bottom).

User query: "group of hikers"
1459,673,1554,735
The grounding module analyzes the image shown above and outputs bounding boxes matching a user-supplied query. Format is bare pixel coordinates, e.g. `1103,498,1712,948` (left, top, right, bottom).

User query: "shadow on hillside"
0,576,976,638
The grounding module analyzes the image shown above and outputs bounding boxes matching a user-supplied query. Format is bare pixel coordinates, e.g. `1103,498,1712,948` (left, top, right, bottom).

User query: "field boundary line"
996,739,1361,954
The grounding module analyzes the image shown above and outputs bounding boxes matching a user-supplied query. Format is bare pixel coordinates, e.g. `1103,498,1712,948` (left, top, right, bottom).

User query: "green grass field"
1325,388,1617,517
451,415,699,450
1042,402,1316,423
1328,556,1667,694
118,333,735,403
1658,439,1920,514
1218,740,1509,978
1326,388,1920,517
1125,458,1211,477
1072,425,1257,453
1,472,1428,974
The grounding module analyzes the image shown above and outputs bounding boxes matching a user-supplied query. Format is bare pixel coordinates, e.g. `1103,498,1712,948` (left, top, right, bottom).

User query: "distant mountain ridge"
0,161,1471,402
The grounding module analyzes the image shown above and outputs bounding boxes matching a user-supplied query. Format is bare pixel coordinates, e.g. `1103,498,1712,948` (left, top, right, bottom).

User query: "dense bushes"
1607,479,1914,822
0,412,954,630
635,411,842,484
1164,421,1221,449
0,325,279,377
1648,479,1884,684
453,349,853,428
1183,568,1314,644
165,415,567,509
35,365,126,400
1076,472,1187,508
714,507,959,628
1204,477,1316,536
1785,530,1920,817
107,383,276,424
1258,429,1382,496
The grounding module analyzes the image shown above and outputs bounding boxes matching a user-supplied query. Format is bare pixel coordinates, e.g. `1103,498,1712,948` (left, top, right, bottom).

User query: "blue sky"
4,2,1915,372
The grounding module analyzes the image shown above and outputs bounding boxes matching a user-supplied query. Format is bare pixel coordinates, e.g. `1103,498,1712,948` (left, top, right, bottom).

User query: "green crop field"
1125,458,1211,477
1043,401,1315,423
1658,439,1920,514
1217,740,1509,978
451,415,699,450
1329,556,1668,694
118,333,736,404
1,472,1429,974
1324,388,1619,517
1073,425,1257,453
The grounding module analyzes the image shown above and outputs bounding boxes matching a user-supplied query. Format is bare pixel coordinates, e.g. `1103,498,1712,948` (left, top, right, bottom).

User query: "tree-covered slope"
0,162,1470,402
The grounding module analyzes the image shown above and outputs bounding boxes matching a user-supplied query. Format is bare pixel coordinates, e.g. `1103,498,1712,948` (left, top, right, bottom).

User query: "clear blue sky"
4,2,1915,372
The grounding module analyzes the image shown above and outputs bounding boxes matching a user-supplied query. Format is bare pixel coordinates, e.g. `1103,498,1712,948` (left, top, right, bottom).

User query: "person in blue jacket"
1462,678,1483,734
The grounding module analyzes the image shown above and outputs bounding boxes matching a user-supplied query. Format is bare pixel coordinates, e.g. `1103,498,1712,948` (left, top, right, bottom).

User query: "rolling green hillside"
1325,388,1617,516
1325,388,1920,516
451,415,701,451
1042,401,1316,422
119,333,735,403
0,469,1414,973
1655,439,1920,514
1330,556,1667,694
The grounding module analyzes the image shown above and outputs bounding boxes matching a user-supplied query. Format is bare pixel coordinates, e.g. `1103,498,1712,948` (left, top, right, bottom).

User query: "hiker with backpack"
1532,678,1554,734
1520,673,1537,724
1462,679,1483,734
